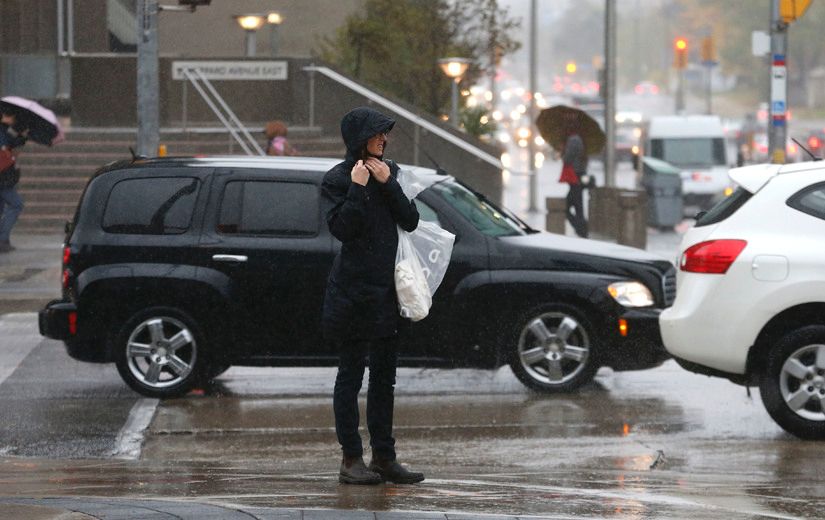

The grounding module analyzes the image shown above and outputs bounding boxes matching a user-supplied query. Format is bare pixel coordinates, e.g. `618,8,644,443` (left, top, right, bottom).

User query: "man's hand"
351,160,369,186
365,158,390,184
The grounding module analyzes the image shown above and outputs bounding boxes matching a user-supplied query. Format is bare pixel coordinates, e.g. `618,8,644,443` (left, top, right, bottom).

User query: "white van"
644,115,729,211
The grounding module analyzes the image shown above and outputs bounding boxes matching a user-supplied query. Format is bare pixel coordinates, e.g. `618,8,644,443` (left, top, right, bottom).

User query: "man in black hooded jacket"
321,106,424,485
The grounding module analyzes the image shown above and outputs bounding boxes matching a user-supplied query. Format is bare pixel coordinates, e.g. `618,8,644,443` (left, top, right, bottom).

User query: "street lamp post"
234,14,265,57
267,12,283,56
438,57,470,125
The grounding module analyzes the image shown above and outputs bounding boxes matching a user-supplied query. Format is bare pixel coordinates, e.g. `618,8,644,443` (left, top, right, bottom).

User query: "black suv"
40,156,675,398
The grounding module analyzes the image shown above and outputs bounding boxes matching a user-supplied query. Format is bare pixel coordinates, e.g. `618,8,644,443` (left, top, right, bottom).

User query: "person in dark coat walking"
560,118,590,238
321,106,424,485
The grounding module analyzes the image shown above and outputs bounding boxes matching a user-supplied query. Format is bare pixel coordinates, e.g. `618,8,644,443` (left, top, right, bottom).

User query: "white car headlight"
607,281,654,307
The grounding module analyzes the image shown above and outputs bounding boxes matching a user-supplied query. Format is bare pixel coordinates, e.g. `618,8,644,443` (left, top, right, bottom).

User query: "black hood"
340,107,395,162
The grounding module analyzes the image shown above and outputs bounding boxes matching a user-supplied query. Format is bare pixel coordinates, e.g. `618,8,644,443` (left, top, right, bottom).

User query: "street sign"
771,55,787,128
752,31,770,56
172,61,288,81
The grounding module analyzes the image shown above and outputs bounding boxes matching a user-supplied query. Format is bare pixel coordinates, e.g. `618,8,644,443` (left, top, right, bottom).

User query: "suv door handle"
212,254,248,263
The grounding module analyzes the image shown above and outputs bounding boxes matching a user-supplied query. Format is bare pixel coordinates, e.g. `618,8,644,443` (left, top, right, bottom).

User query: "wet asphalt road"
2,313,825,519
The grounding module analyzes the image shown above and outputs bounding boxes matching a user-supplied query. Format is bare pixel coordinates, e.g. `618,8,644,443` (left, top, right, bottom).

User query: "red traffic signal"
673,38,688,69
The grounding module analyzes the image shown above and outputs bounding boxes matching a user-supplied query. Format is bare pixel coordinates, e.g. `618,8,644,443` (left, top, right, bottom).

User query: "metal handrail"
181,68,264,156
303,65,502,169
193,69,264,155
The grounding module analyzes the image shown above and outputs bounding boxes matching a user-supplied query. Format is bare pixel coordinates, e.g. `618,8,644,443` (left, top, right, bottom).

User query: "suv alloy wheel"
508,305,599,392
760,325,825,439
114,307,206,398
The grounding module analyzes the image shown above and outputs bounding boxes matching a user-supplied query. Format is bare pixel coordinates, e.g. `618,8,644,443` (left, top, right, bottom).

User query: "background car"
751,132,802,163
805,129,825,158
40,156,675,398
633,81,660,96
661,161,825,439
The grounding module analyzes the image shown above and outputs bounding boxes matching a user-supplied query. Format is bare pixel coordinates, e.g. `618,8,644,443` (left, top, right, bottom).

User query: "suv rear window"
694,187,752,227
218,180,318,236
102,177,200,235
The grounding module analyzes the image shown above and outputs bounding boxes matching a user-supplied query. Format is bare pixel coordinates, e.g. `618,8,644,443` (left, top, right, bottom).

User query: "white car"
661,161,825,439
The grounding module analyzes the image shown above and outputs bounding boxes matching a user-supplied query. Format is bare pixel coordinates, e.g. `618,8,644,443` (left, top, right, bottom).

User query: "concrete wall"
0,0,361,56
158,0,364,58
69,56,503,202
70,56,311,127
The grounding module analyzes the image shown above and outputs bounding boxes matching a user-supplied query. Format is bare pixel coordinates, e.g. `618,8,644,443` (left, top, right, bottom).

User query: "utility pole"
768,0,788,164
136,0,159,157
527,0,538,212
603,0,616,187
702,34,717,115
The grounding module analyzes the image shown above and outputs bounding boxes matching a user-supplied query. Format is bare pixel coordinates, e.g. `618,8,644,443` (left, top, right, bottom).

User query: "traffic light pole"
769,0,788,163
675,70,685,114
527,0,538,212
137,0,160,157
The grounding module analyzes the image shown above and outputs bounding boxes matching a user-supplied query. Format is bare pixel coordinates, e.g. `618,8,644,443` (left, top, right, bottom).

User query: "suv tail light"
62,246,73,291
680,240,747,274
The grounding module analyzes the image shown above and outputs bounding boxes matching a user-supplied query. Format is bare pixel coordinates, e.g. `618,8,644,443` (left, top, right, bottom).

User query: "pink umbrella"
0,96,64,146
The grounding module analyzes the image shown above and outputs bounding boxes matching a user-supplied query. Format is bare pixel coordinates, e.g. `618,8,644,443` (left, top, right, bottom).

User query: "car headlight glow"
607,281,654,307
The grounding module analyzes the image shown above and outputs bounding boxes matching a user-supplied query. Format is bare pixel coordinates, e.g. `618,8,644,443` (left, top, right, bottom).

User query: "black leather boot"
339,456,383,485
368,457,425,484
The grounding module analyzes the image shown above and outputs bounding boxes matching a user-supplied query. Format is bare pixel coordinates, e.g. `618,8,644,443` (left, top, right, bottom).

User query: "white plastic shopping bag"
395,169,456,321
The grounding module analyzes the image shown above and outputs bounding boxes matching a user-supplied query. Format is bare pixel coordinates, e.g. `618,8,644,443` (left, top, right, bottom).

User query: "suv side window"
218,180,319,236
787,182,825,221
102,177,200,235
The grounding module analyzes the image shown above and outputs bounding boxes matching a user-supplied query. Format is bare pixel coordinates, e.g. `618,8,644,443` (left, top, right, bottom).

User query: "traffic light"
673,37,688,69
178,0,211,6
780,0,812,22
565,61,577,74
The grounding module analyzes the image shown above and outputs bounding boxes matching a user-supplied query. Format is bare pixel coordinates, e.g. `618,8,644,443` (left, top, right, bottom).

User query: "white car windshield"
651,137,726,168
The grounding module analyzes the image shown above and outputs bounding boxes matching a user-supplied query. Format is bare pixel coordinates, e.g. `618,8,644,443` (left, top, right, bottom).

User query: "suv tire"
114,306,207,398
508,304,599,393
760,325,825,439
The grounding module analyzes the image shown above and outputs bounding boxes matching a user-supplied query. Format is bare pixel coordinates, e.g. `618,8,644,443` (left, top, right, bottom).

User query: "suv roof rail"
129,147,148,163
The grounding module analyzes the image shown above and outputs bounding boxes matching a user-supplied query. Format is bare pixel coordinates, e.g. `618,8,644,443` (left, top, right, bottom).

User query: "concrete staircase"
13,127,344,234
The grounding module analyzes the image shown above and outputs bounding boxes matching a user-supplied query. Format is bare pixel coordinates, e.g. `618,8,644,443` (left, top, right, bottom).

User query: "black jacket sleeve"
380,162,419,232
323,169,368,242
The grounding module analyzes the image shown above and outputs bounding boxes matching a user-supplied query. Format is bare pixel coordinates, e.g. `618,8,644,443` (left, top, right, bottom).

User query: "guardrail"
181,68,264,156
303,65,501,169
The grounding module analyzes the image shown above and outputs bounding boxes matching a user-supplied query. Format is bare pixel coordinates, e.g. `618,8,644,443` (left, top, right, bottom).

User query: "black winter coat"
321,107,419,340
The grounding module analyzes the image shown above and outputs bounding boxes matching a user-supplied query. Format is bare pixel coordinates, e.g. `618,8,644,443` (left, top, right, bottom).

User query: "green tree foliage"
317,0,520,117
460,105,497,139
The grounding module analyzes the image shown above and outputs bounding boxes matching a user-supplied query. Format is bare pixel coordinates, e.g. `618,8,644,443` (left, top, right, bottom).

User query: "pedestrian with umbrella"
0,96,63,252
0,110,28,252
536,106,605,238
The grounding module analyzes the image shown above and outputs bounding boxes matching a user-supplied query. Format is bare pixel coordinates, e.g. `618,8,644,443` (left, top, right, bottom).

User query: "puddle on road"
1,456,821,519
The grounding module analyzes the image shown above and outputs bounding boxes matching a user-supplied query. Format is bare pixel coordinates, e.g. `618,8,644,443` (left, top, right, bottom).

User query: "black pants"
565,184,588,238
333,336,398,461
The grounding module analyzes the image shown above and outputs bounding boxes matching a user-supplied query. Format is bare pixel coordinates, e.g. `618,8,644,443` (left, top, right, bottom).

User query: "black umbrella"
0,96,64,146
536,105,605,156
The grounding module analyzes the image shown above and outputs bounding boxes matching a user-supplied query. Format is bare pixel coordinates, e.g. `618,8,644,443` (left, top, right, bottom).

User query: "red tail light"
680,240,747,274
68,311,77,335
62,247,72,291
809,136,821,149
